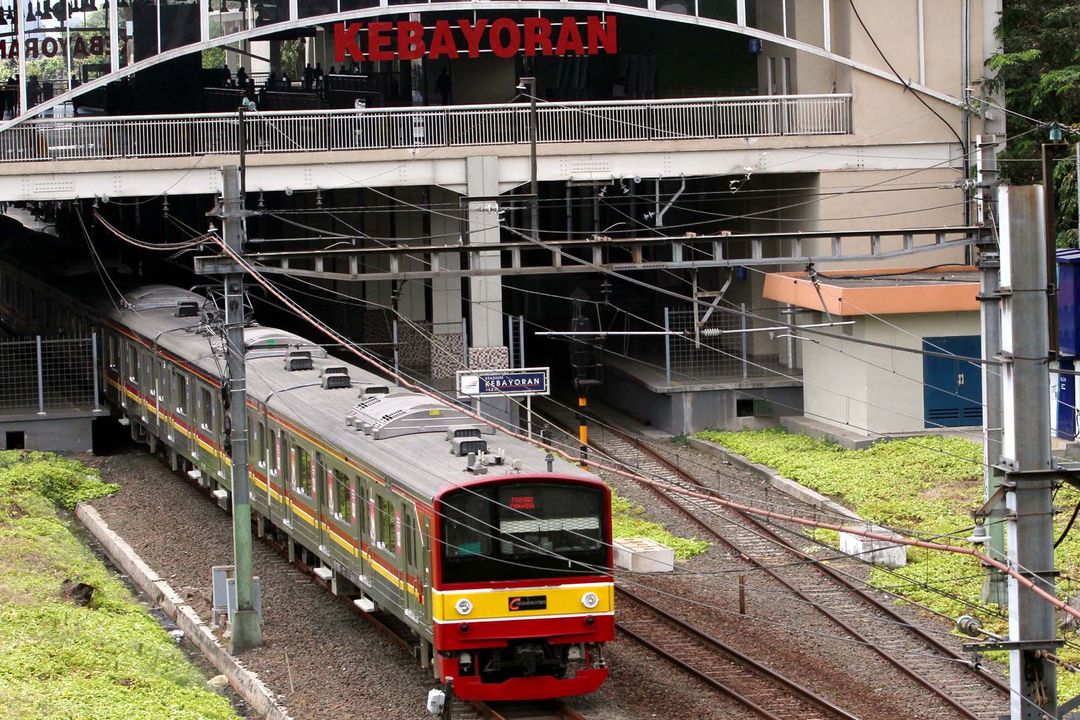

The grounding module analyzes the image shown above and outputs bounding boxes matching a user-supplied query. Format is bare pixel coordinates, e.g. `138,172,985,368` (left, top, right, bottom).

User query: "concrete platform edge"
75,503,292,720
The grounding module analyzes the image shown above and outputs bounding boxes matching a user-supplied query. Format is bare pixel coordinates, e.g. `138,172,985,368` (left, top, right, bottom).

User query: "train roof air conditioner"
175,300,200,317
322,367,352,389
284,350,313,371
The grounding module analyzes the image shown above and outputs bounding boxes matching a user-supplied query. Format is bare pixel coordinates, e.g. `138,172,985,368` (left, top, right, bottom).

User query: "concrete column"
394,186,428,322
465,156,505,352
430,187,464,379
465,157,510,423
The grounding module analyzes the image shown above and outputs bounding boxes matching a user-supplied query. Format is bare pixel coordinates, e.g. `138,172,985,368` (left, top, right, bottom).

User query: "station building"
0,0,1004,443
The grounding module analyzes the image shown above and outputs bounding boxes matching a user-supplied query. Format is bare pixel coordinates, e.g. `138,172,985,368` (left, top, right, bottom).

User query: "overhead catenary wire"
214,236,1068,594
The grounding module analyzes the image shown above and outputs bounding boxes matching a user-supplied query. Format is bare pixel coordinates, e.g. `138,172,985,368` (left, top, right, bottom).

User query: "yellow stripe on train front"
431,582,613,623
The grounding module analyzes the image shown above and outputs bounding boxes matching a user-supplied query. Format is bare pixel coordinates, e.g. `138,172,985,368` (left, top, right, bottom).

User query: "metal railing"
0,335,100,415
0,94,851,164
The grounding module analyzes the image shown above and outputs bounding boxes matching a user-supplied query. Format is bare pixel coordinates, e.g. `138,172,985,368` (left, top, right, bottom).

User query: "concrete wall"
802,310,979,436
753,0,991,149
807,167,968,270
0,416,95,452
602,370,802,435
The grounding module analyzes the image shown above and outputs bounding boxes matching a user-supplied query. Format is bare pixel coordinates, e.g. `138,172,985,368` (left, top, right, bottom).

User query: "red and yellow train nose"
432,581,614,646
431,582,614,701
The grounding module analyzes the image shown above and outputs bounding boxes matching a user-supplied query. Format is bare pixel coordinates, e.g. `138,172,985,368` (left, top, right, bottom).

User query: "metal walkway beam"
193,226,986,283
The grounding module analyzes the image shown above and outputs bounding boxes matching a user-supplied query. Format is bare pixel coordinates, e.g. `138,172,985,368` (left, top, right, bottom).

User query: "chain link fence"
664,306,799,382
0,336,99,415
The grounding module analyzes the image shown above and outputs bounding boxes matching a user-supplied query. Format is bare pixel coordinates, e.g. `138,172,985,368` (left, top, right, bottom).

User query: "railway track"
616,585,859,719
467,700,588,720
573,416,1011,720
266,533,587,720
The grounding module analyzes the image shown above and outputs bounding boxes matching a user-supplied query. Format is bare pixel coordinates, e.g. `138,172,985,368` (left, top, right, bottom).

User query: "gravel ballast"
84,446,769,719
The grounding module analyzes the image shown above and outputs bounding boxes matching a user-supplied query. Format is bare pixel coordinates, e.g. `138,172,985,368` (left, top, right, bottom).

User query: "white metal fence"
0,335,100,415
0,94,851,163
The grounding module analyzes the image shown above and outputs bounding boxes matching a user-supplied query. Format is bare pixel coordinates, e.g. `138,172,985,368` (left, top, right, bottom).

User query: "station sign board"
334,16,617,62
457,367,550,398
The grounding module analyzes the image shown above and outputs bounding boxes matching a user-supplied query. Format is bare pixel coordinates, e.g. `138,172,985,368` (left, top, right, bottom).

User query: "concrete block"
840,529,907,568
613,537,675,573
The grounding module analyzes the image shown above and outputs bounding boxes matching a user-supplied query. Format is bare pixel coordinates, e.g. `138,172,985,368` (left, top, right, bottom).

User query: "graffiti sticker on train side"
508,595,547,611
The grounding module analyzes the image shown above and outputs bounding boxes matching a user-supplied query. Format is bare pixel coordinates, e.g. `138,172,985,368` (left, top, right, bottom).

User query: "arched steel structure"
0,0,965,133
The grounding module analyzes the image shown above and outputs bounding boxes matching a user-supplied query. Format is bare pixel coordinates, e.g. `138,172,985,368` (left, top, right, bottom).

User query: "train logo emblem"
508,595,547,611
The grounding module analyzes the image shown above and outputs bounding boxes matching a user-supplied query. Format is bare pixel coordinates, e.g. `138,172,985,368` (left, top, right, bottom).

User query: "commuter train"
92,284,614,702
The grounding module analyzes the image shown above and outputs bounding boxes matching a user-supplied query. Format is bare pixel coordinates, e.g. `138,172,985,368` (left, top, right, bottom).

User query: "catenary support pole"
220,165,262,653
999,185,1057,718
976,136,1007,607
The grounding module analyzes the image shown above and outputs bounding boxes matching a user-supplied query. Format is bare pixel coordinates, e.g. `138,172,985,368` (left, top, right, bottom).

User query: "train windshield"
439,482,608,584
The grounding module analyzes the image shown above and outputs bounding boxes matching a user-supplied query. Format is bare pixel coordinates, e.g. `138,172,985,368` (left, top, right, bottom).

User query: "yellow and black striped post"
577,395,588,469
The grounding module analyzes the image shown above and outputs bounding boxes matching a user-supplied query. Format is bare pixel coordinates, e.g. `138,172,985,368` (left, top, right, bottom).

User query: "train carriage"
98,284,614,702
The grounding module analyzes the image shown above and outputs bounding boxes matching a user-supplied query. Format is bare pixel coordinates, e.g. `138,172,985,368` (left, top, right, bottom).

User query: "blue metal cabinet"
922,335,982,428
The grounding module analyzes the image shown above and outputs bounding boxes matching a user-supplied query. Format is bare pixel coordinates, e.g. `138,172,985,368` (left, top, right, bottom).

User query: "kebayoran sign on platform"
334,16,617,62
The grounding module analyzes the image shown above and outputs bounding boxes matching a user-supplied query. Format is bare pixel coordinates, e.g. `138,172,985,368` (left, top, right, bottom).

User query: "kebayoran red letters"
334,16,617,63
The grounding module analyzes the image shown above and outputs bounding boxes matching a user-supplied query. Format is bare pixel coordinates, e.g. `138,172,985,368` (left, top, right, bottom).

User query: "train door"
137,350,151,423
315,452,330,556
155,359,169,440
402,506,426,626
171,370,191,459
294,444,317,549
250,417,268,518
326,466,355,571
285,440,297,532
356,477,371,586
268,426,285,529
121,342,137,413
195,383,222,480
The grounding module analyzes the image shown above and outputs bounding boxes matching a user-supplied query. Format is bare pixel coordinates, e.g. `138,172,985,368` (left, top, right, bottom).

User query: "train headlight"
581,591,599,609
455,598,474,616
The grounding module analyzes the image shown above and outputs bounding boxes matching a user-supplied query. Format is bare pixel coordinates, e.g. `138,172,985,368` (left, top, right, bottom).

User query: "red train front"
431,474,614,701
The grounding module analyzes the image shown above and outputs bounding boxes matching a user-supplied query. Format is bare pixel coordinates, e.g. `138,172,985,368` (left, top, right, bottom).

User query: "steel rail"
589,422,1010,719
470,700,588,720
616,585,860,720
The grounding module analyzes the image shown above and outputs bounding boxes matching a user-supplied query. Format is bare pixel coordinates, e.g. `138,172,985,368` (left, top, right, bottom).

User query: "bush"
695,429,1080,698
611,491,709,560
0,452,238,719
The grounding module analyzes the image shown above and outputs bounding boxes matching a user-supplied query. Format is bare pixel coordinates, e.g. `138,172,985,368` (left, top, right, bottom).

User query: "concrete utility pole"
220,165,262,653
998,185,1058,718
520,76,539,242
976,135,1008,607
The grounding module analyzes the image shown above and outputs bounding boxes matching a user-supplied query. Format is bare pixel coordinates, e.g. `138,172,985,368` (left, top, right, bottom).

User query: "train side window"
174,373,188,415
332,469,351,523
376,495,395,553
156,361,168,401
126,345,138,384
107,335,119,370
253,421,264,467
405,514,417,567
271,428,281,476
198,386,212,429
295,446,313,496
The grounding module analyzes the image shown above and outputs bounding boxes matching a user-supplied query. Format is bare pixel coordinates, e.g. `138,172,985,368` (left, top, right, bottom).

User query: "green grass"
0,451,240,720
695,429,1080,698
610,490,709,560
